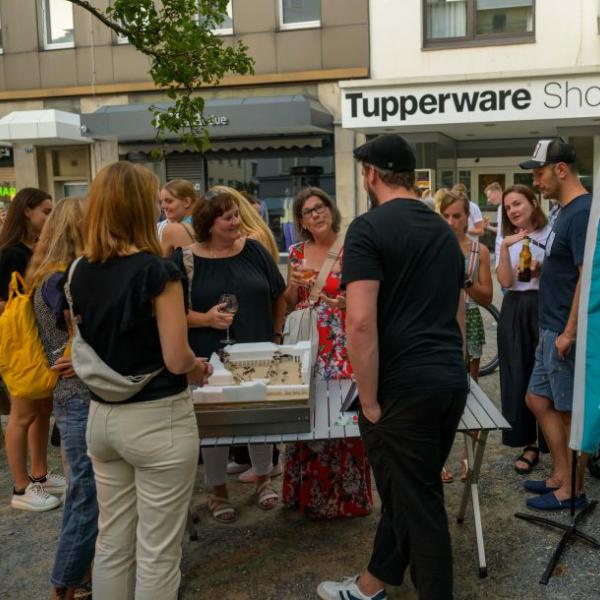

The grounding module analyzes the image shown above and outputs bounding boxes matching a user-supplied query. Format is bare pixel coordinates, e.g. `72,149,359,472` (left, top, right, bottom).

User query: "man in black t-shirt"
317,135,468,600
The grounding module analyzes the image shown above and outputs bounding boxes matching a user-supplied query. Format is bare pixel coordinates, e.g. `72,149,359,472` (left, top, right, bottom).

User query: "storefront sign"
207,115,229,126
342,75,600,128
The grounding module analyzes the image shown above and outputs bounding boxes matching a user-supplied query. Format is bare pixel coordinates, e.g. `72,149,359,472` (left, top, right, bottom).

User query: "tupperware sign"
342,76,600,128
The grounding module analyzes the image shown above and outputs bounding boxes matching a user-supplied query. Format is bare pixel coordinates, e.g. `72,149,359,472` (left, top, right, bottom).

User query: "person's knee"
8,405,37,429
526,392,550,415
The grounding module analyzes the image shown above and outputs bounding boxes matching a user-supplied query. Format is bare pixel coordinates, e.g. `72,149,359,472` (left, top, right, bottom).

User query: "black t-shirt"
539,193,592,333
342,198,468,399
67,252,188,403
172,239,286,358
0,243,32,300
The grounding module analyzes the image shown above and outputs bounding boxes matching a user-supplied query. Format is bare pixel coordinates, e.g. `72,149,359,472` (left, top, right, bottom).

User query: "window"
214,0,233,35
424,0,534,48
42,0,75,49
0,15,3,54
279,0,321,30
196,0,233,35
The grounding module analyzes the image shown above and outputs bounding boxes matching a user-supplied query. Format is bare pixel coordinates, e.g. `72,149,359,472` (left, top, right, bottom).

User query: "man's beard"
367,184,380,210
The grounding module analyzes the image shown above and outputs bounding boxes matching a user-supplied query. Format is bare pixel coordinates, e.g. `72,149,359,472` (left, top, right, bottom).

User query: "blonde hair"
84,162,162,261
211,185,279,261
26,197,85,289
162,179,198,211
433,188,450,214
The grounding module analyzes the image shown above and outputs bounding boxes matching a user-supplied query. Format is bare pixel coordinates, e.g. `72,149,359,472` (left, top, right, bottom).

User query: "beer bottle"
518,236,532,282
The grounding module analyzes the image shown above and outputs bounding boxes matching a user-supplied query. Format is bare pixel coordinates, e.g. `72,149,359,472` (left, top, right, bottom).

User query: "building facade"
0,0,369,251
342,0,600,214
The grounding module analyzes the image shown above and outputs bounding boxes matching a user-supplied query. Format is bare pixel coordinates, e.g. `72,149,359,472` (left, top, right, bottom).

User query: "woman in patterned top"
27,197,97,600
440,190,493,481
282,187,372,519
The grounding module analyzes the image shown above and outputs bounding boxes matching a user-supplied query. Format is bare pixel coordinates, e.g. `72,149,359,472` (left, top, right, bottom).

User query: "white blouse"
501,225,551,292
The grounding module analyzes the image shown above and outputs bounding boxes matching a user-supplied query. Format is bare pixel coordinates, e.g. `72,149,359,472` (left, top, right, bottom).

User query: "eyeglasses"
301,203,327,219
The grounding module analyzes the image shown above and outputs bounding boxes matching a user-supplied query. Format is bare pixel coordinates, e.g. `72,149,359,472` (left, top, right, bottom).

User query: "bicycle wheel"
479,303,500,377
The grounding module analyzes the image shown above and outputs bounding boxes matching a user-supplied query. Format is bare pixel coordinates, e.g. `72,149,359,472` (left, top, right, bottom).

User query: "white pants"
203,444,272,487
86,390,198,600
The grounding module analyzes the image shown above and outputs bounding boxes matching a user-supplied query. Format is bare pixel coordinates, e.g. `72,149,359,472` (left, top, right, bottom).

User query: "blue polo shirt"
539,193,592,333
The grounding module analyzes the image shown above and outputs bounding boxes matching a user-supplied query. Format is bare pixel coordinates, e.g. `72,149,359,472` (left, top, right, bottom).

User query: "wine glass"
219,293,238,345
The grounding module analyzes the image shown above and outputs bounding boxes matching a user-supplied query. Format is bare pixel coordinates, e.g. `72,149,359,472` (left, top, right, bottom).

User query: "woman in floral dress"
282,187,372,519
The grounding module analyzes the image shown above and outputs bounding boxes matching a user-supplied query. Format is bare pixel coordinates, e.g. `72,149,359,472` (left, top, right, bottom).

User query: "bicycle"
479,303,500,377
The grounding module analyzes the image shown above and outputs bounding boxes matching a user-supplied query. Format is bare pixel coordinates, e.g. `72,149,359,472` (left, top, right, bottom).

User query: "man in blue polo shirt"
520,138,592,511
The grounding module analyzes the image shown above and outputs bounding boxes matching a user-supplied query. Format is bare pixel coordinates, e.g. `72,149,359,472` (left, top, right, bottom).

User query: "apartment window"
195,1,233,35
424,0,534,48
214,0,233,35
42,0,75,49
279,0,321,30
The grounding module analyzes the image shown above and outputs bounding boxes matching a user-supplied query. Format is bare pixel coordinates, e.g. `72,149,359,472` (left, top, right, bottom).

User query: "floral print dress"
282,242,373,519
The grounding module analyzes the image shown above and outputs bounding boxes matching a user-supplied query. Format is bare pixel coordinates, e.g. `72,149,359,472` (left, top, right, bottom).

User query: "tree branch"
66,0,128,38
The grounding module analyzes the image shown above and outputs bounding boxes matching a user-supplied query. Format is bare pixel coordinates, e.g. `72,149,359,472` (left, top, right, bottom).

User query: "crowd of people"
0,134,593,600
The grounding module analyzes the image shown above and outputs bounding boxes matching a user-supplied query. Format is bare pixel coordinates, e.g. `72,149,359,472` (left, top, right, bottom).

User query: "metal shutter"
165,154,204,188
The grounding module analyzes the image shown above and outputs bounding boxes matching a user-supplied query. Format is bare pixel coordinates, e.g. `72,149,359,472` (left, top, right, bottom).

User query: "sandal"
515,446,540,475
256,480,279,511
441,465,454,483
208,495,237,523
460,458,469,482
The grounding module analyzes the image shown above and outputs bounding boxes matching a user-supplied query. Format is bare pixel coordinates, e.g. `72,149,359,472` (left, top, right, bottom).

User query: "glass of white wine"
219,293,238,345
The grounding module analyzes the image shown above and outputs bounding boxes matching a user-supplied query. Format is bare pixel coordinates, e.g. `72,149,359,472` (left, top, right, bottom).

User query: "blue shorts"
528,328,575,412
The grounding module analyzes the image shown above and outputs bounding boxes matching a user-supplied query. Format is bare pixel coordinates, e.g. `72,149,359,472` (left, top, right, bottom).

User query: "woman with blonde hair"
27,197,98,600
159,179,197,256
67,161,210,600
211,185,280,262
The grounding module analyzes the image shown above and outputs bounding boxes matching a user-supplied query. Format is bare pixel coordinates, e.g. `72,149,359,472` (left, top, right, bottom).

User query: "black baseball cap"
353,134,416,172
519,138,576,169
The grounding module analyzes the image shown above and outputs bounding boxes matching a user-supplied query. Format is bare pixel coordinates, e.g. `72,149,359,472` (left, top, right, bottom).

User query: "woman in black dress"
0,188,64,512
173,187,286,523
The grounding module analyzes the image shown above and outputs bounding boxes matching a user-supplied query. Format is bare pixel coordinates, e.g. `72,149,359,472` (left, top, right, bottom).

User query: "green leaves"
68,0,254,152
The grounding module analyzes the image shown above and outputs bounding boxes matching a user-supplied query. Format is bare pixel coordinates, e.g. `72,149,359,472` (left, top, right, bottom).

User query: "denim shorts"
528,328,575,411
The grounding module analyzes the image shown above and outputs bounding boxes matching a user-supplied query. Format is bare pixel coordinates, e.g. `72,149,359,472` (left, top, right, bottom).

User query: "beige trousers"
86,389,198,600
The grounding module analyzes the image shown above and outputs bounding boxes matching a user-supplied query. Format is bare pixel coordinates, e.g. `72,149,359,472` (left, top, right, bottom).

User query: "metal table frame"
196,378,510,578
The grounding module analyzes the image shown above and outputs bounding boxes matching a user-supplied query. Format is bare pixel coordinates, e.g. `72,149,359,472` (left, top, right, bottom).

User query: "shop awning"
0,110,91,145
82,95,333,145
121,135,326,156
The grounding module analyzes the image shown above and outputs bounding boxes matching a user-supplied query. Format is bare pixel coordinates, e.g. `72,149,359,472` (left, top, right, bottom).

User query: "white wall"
371,0,600,80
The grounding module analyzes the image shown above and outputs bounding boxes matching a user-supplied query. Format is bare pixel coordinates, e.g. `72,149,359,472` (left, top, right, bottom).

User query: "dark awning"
82,95,333,144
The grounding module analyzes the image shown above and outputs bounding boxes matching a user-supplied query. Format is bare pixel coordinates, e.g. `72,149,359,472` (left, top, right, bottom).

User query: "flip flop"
515,446,540,475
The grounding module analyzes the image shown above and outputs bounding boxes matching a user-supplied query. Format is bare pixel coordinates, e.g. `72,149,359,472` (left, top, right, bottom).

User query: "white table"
197,377,510,578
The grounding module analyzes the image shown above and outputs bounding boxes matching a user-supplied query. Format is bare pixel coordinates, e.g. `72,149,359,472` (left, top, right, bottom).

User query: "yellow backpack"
0,271,59,400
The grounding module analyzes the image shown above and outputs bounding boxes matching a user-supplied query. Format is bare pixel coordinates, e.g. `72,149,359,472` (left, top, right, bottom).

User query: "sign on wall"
342,75,600,129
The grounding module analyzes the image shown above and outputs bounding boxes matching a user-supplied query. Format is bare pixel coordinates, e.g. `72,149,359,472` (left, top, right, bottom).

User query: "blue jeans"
51,394,98,588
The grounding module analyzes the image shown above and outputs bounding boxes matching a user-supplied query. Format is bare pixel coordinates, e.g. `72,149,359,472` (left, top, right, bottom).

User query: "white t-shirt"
501,225,551,292
468,202,483,241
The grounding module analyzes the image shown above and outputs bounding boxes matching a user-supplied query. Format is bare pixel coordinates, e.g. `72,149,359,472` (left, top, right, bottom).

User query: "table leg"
456,430,489,578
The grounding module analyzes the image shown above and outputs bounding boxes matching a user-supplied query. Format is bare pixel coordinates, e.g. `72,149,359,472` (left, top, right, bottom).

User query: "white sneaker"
317,575,387,600
227,461,250,475
11,482,62,512
35,472,67,495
